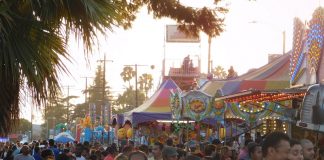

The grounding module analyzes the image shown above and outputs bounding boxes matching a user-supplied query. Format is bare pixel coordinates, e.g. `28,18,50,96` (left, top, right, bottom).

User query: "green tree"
41,96,69,138
212,65,227,80
0,0,226,134
227,66,238,79
11,119,31,134
83,64,111,121
115,87,145,112
138,73,154,99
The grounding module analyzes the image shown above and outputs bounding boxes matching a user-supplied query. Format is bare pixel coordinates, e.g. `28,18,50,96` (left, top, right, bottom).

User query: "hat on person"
162,147,178,157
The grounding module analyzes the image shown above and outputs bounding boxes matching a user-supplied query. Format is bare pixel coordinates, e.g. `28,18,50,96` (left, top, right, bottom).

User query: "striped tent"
201,53,291,96
124,79,180,124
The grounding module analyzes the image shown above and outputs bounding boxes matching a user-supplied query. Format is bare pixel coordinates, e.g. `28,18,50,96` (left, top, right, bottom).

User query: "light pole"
249,21,286,54
124,64,154,108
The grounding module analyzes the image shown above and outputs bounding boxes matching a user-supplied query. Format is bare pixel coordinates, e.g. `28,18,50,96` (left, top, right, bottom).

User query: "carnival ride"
289,7,324,132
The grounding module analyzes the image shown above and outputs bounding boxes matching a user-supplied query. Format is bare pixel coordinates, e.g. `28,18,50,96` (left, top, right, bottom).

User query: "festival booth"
169,86,232,142
199,52,295,138
215,88,305,138
165,50,295,143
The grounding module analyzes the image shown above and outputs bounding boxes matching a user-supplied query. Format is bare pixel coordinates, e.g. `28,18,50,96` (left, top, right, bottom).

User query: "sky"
21,0,324,124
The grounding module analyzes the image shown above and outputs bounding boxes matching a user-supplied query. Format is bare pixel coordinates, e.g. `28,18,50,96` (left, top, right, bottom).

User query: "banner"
103,103,111,125
166,25,200,43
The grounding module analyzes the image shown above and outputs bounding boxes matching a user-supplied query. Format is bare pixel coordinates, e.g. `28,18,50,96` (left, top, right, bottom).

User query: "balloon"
127,128,133,138
117,128,126,140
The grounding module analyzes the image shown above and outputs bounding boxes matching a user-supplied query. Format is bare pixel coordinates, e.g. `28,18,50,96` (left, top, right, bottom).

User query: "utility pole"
67,86,70,125
97,54,113,126
208,36,212,74
81,76,94,103
97,54,113,145
124,64,154,108
62,85,73,127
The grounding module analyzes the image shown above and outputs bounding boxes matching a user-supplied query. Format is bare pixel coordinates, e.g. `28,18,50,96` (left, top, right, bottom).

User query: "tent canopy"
125,79,180,124
124,54,291,124
54,132,74,143
201,53,291,96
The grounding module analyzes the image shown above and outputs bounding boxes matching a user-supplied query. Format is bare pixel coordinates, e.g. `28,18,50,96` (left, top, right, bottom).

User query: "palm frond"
0,7,69,134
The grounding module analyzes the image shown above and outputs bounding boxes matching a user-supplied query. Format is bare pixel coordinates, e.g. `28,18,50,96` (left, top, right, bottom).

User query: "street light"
249,21,286,54
124,64,155,108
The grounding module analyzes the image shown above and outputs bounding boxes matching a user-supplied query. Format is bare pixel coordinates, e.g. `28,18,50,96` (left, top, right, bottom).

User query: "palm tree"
0,0,134,135
138,73,154,99
212,66,227,80
120,66,136,88
0,0,226,135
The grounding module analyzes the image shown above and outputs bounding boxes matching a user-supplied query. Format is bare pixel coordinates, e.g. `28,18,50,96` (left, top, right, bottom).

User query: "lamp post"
124,64,154,108
249,21,286,54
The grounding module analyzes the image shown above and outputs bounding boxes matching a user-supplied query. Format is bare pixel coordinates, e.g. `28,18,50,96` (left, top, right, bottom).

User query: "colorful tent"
54,132,75,143
124,79,180,124
199,53,292,136
200,53,291,96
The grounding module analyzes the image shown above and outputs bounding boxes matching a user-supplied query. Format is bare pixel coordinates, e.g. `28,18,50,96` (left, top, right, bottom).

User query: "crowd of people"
0,131,323,160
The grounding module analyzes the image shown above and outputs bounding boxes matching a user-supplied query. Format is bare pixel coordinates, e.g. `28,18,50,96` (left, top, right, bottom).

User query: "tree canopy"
0,0,227,134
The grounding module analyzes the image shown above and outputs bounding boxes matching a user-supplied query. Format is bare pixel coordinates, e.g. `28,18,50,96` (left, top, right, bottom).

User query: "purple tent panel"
221,81,242,95
132,112,171,124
